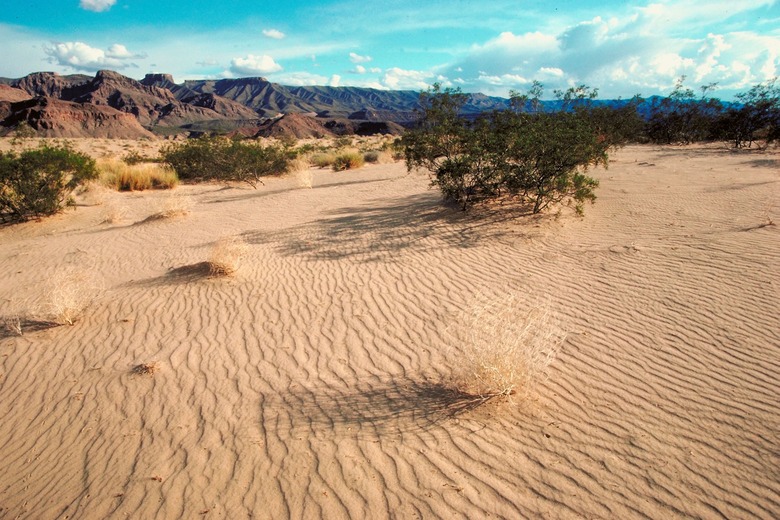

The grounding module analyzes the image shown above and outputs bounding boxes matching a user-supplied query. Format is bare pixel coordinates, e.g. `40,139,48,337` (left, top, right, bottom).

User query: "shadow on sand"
243,193,536,262
262,376,494,438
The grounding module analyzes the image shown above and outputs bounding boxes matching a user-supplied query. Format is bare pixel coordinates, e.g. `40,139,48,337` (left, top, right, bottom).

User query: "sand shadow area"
244,193,534,262
262,376,490,438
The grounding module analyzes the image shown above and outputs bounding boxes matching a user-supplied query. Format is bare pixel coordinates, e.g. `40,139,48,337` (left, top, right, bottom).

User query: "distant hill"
0,69,696,140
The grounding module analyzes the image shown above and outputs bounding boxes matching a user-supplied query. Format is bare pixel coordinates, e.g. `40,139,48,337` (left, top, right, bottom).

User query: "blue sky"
1,0,778,99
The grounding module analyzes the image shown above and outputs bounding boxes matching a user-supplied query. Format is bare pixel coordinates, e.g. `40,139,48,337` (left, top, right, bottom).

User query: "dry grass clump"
450,293,565,403
311,152,337,168
141,195,192,223
98,158,178,191
207,236,249,277
38,266,104,326
332,151,365,171
132,362,161,376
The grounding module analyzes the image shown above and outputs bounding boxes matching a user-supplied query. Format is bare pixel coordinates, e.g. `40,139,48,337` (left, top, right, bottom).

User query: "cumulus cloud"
79,0,116,12
349,52,372,64
262,29,285,40
45,41,145,72
443,3,780,97
381,67,435,90
329,74,341,87
230,54,283,75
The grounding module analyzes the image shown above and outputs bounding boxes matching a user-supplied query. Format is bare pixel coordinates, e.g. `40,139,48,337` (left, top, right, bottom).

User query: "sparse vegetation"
207,236,249,276
0,142,97,223
39,266,103,326
140,195,192,223
450,294,565,403
311,152,337,168
332,151,365,171
132,362,161,376
98,158,178,191
403,83,604,213
160,136,291,188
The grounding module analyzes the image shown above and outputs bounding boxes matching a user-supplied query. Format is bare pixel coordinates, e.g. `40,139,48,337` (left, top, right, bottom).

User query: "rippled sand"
1,144,778,518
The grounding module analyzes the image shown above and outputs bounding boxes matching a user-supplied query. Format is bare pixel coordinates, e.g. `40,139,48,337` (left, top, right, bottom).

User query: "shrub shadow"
262,376,488,437
243,193,533,262
1,317,61,340
130,261,215,288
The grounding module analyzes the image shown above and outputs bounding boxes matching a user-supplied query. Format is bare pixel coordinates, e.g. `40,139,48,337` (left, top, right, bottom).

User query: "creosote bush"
0,142,97,223
403,84,604,213
160,136,291,188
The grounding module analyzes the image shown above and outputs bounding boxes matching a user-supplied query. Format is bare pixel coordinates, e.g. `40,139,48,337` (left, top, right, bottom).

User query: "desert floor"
0,143,778,519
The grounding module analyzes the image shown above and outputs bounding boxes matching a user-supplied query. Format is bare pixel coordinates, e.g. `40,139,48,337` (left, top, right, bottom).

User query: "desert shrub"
207,236,249,276
450,293,564,402
39,266,103,326
363,150,381,163
160,136,290,188
311,152,337,168
403,83,603,213
122,151,163,165
0,143,97,223
645,77,723,144
98,159,178,191
717,77,780,149
332,151,365,171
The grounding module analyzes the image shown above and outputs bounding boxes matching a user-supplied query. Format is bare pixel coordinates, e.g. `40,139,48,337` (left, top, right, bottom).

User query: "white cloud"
381,67,435,90
442,2,780,97
262,29,285,40
79,0,116,12
329,74,341,87
230,54,283,75
349,52,372,64
44,41,145,72
269,71,329,86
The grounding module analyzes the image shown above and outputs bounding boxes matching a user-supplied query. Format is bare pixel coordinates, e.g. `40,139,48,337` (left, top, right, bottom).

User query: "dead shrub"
449,293,565,403
207,236,249,277
38,266,104,326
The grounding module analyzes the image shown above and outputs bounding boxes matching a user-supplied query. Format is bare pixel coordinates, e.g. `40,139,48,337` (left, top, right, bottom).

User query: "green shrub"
0,143,97,223
403,83,603,214
160,136,290,188
332,151,365,171
363,151,380,163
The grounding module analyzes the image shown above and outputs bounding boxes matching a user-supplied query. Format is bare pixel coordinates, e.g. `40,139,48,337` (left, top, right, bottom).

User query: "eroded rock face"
1,97,156,138
0,84,33,103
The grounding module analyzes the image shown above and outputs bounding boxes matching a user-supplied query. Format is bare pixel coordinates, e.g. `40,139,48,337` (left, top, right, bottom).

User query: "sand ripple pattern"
1,148,778,518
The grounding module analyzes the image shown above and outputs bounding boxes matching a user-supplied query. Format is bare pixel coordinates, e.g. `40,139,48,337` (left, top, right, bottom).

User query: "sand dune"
0,144,778,518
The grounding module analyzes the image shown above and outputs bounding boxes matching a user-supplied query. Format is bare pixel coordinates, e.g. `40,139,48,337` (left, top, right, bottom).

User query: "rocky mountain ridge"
0,69,510,139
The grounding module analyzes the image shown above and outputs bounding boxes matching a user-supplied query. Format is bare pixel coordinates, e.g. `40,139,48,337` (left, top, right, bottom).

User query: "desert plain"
0,140,778,519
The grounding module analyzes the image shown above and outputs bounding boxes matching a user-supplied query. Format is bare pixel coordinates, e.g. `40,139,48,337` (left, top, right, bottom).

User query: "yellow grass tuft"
98,158,178,191
207,236,249,277
450,293,565,403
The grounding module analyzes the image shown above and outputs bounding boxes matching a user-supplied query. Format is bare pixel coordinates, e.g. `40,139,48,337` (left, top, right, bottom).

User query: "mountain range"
0,70,514,139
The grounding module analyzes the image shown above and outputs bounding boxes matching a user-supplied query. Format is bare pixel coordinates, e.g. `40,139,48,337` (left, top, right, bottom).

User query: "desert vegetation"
0,142,97,223
207,236,249,277
160,136,291,188
98,158,178,191
403,84,607,213
450,294,565,403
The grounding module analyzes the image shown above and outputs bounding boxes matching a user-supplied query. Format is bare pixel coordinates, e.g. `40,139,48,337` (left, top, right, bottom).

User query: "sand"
0,143,778,519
